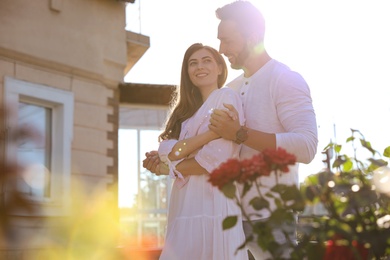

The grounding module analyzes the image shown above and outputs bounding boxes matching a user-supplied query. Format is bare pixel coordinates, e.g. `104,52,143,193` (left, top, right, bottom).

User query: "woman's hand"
143,150,161,174
158,162,169,176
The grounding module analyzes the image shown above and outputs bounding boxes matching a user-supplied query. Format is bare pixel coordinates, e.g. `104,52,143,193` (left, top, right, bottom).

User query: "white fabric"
159,88,247,260
158,140,186,187
227,59,318,220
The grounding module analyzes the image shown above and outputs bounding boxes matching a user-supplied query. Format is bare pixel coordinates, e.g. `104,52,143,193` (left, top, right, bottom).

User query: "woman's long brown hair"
159,43,228,141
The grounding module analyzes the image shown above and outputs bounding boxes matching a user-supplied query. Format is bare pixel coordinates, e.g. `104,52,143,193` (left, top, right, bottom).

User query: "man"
143,1,318,259
208,1,318,259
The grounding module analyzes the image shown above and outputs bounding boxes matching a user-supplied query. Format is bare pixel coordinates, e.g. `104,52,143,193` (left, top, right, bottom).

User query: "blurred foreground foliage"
0,106,128,259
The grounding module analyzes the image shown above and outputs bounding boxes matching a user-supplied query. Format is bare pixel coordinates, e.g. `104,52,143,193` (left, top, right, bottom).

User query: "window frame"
4,76,74,216
119,105,171,248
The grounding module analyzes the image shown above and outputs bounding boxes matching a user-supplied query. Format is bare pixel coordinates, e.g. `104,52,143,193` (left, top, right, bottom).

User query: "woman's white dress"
159,88,247,260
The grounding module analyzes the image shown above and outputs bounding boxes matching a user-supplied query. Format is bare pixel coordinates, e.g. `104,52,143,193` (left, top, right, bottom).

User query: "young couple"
142,1,318,259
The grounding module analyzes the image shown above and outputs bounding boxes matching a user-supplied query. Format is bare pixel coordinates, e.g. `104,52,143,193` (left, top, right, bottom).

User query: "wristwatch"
234,126,248,144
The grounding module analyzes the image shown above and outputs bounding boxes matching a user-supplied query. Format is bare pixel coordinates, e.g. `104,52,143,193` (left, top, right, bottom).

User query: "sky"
120,0,390,207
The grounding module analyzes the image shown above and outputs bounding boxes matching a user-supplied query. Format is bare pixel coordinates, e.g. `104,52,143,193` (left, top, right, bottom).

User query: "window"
16,102,52,198
119,106,171,248
4,77,73,215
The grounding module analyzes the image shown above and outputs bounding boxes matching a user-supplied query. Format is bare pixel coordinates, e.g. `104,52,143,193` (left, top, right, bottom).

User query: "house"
0,0,150,258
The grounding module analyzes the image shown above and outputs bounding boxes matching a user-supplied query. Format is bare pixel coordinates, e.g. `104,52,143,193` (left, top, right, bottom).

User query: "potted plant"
208,129,390,259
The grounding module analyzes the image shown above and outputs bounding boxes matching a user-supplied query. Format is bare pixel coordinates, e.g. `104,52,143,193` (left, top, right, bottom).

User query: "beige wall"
0,0,127,86
0,0,129,256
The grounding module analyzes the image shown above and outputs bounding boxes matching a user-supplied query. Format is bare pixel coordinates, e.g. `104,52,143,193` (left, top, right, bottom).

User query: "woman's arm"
158,157,208,176
158,157,207,176
167,130,219,161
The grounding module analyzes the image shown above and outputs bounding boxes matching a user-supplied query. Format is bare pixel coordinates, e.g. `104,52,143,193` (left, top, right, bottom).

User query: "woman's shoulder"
216,86,239,97
209,87,241,106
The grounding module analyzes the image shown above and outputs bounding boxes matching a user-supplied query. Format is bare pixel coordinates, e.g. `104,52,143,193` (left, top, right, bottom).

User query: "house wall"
0,0,128,257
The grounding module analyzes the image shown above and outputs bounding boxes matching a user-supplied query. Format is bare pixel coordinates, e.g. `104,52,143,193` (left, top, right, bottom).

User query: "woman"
151,43,247,260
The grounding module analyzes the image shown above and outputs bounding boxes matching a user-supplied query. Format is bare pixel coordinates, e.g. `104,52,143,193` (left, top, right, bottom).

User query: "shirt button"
245,81,249,85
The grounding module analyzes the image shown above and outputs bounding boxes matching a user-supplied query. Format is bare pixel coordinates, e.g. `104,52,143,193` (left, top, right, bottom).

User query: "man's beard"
230,47,250,70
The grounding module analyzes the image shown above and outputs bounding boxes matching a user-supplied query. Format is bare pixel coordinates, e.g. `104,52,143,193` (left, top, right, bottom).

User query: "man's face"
217,20,250,70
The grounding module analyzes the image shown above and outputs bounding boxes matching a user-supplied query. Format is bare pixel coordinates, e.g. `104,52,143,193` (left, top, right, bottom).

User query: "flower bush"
209,147,306,259
208,129,390,260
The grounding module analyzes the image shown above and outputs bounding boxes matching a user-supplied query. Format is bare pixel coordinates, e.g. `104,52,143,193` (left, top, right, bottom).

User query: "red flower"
208,158,241,189
262,147,297,173
324,237,368,260
239,154,270,182
208,148,296,190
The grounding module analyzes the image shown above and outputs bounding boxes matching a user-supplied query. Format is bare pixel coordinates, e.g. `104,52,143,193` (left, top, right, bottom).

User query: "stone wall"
0,0,129,257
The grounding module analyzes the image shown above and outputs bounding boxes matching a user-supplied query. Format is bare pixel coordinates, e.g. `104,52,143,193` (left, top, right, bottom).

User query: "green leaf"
351,128,364,138
249,196,269,210
222,215,238,230
270,183,287,194
342,159,353,172
304,174,320,185
334,144,342,153
269,209,296,229
279,185,305,211
360,139,377,155
304,185,317,202
277,185,299,201
384,146,390,158
333,156,345,168
235,234,254,254
291,198,306,212
221,182,236,199
317,171,334,186
323,142,333,152
367,158,388,171
241,182,251,197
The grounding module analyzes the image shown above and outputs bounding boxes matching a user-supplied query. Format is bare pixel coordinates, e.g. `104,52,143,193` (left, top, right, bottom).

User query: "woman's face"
187,48,222,99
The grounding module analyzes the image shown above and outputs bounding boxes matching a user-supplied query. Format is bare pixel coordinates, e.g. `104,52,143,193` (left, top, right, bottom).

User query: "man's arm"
175,157,209,176
210,71,318,164
209,103,276,150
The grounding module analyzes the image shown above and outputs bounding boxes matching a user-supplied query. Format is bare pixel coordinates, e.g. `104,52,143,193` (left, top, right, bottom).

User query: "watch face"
237,129,246,139
236,127,248,144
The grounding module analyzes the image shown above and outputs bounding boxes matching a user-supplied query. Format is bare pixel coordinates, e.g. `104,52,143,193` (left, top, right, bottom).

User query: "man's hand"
209,103,241,141
142,150,161,174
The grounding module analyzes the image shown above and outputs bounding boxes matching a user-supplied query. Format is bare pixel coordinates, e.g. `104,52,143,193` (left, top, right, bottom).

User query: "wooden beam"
119,83,176,106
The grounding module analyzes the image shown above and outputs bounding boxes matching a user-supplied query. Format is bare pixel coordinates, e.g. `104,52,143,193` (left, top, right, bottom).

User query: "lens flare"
373,166,390,195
